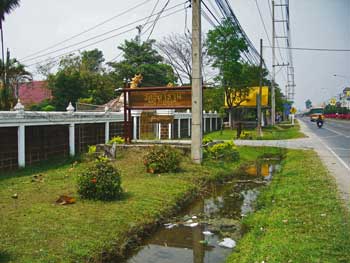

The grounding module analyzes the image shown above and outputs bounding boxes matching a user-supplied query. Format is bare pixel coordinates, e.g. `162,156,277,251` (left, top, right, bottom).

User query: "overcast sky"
4,0,350,109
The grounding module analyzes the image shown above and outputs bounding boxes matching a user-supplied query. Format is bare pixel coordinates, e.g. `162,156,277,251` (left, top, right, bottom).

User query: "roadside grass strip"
0,146,280,263
227,150,350,263
206,122,305,141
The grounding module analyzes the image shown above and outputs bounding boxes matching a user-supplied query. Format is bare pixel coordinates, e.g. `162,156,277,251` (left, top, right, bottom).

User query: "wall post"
69,124,75,157
105,121,110,143
18,125,25,168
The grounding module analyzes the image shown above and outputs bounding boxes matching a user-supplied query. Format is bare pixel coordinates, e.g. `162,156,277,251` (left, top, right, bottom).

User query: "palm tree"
0,0,21,65
0,51,31,109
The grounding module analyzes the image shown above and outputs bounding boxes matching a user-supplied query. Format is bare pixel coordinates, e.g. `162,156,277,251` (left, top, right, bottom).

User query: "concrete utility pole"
191,0,203,164
271,0,276,125
257,39,263,137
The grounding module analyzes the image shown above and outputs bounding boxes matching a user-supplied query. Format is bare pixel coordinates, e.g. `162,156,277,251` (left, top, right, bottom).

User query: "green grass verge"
227,150,350,263
0,146,281,263
205,122,305,141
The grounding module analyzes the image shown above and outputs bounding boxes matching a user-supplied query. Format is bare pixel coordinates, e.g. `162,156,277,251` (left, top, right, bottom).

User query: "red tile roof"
19,81,52,106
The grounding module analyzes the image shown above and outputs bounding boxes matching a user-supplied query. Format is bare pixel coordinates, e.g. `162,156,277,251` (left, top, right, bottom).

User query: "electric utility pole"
191,0,203,164
257,39,263,137
271,0,276,125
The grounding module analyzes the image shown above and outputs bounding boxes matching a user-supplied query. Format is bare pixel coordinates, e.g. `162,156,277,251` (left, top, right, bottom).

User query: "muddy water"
124,159,281,263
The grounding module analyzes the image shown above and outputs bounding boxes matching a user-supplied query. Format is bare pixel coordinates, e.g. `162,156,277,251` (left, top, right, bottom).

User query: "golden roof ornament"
130,74,143,89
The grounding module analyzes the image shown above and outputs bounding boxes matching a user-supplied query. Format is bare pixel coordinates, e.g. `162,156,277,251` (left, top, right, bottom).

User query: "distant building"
18,81,52,106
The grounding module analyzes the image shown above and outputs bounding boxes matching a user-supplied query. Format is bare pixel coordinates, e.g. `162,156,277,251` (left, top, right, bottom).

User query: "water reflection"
125,161,281,263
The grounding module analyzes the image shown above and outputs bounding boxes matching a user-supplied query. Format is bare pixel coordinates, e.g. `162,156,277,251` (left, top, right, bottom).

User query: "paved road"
300,118,350,169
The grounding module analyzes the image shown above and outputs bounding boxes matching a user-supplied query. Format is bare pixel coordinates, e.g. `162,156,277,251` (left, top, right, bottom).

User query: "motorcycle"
316,117,324,128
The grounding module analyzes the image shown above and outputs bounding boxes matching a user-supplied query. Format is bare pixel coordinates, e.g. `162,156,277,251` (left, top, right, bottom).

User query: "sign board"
290,107,297,114
149,115,174,124
127,87,192,109
224,86,269,108
330,98,337,106
283,103,291,116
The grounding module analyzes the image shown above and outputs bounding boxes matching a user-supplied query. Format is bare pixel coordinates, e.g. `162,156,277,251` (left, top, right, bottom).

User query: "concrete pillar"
133,116,137,140
69,124,75,157
105,121,110,143
158,123,161,140
168,123,172,139
191,0,203,163
18,125,25,168
203,111,206,133
178,118,181,138
209,111,213,132
215,111,218,130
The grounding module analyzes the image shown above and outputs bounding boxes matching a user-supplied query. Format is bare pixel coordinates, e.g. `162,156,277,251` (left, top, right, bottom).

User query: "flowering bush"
108,136,125,145
205,141,240,162
143,146,181,174
77,157,123,200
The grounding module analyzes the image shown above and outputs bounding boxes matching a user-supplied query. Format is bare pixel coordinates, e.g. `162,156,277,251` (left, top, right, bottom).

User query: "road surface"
300,118,350,169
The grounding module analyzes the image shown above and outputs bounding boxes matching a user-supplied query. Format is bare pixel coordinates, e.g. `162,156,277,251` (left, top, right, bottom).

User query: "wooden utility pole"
257,39,263,137
271,0,276,125
191,0,203,164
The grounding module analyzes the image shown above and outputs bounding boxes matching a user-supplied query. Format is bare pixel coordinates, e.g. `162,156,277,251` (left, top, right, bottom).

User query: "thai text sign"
128,88,191,109
224,86,269,108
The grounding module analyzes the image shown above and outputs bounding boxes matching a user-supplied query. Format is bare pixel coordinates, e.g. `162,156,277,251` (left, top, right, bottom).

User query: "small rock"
12,193,18,199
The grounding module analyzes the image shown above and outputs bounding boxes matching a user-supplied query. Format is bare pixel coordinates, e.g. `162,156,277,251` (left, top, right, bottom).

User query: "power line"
19,0,153,61
20,2,186,64
25,7,187,68
146,0,170,41
264,46,350,52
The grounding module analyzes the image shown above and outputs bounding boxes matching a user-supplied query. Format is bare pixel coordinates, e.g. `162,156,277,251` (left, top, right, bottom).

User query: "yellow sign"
290,107,297,114
224,86,269,108
330,98,337,106
346,91,350,97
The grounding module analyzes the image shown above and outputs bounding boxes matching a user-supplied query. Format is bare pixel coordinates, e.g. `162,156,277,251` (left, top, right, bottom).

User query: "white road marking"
317,137,350,172
323,126,350,138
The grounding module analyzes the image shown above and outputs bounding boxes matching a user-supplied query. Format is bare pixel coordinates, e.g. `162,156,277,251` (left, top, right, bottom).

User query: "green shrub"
205,141,240,162
77,157,123,200
108,136,125,145
203,137,213,145
143,145,181,174
239,131,253,140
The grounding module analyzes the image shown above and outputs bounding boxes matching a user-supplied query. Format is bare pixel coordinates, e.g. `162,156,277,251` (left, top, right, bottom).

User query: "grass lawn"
205,122,305,141
227,150,350,263
0,146,281,263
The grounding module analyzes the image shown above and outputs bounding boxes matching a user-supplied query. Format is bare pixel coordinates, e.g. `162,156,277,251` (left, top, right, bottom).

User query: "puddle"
123,158,281,263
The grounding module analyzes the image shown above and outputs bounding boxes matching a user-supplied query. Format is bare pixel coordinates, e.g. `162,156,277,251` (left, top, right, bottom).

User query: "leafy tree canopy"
48,49,115,110
108,39,177,87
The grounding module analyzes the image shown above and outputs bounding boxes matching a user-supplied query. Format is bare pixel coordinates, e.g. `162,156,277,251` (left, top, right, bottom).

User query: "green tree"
203,87,224,112
81,49,104,73
108,39,177,86
47,50,116,110
0,0,20,65
0,53,31,110
305,99,312,109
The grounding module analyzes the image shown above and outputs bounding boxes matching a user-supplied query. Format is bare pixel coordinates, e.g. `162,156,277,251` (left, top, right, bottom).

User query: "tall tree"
0,0,20,65
0,0,21,110
206,19,249,128
108,39,177,87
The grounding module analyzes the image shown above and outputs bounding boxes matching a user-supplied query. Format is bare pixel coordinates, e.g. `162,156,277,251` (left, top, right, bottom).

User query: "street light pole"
191,0,203,164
